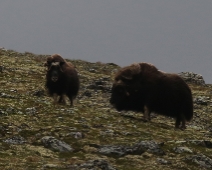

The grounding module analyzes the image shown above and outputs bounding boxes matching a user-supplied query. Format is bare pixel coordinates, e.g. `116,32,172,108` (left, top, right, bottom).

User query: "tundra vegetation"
0,48,212,170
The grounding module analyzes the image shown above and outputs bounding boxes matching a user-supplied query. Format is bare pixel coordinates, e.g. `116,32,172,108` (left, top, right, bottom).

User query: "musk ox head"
110,80,131,111
47,62,64,82
110,63,145,112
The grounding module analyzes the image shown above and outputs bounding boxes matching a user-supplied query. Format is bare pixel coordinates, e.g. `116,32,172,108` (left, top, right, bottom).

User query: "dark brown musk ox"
45,55,79,106
110,62,193,129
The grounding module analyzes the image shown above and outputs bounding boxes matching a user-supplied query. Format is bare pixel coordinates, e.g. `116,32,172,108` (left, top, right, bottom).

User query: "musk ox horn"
48,62,64,72
115,79,123,84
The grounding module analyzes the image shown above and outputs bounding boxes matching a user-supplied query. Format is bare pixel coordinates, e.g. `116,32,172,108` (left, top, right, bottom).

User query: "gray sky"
1,0,212,83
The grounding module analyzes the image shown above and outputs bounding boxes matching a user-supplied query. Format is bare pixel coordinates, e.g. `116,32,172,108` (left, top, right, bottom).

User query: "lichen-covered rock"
157,158,172,165
67,159,117,170
98,144,145,157
185,154,212,169
96,141,164,157
4,136,26,145
178,72,205,85
25,107,37,115
173,146,193,153
135,141,165,155
194,96,209,105
41,136,74,152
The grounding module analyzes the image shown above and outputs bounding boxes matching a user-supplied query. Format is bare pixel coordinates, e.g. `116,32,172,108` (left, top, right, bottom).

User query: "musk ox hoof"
58,98,67,105
141,117,151,122
175,125,186,131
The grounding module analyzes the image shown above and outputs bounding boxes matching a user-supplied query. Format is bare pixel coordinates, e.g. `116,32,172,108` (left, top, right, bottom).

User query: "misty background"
0,1,212,83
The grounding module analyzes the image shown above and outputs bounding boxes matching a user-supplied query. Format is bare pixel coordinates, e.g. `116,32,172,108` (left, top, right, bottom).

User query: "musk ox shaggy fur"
110,62,193,129
45,57,79,106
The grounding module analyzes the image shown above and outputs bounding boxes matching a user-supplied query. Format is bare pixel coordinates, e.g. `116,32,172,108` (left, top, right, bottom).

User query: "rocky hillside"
0,48,212,170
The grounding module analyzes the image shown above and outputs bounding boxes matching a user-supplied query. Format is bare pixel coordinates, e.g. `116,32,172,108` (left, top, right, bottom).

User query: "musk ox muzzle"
48,62,63,82
51,76,58,82
110,62,193,129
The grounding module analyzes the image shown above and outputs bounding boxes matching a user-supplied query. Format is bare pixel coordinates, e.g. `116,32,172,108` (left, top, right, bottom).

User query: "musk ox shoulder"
110,62,193,129
45,55,79,106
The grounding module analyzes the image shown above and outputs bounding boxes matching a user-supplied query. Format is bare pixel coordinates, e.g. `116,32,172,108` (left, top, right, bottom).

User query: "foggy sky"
0,1,212,83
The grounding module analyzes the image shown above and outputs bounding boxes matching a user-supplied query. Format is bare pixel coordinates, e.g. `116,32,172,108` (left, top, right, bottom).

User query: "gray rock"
0,92,16,99
136,141,165,155
173,146,193,153
25,107,37,115
41,136,73,152
66,132,84,139
67,159,117,170
178,72,205,85
185,154,212,169
98,145,144,157
43,164,59,168
194,96,209,105
86,78,112,92
96,141,164,157
4,136,26,145
157,158,172,165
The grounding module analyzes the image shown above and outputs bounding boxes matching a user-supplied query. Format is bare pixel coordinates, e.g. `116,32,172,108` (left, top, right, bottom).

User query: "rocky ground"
0,48,212,170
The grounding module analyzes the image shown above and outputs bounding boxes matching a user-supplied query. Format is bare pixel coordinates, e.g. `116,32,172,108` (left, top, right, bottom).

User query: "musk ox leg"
67,96,73,106
181,119,186,130
53,93,58,104
143,106,151,121
58,95,66,104
175,118,181,129
70,98,73,106
175,114,186,130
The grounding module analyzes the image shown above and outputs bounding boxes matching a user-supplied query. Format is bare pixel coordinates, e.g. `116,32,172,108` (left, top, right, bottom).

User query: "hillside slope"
0,49,212,170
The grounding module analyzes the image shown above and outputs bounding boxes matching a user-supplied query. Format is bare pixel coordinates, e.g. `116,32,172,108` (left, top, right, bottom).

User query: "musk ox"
110,62,193,129
45,58,79,106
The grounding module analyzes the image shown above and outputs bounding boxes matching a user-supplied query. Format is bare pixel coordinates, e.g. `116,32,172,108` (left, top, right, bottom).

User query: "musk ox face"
48,62,64,82
110,78,143,112
110,83,129,111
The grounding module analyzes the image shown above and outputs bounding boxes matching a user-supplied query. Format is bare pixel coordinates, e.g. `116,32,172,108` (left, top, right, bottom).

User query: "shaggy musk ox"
45,55,79,106
110,62,193,129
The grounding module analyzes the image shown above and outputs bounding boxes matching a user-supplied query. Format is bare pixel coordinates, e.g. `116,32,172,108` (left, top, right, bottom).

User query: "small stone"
41,136,73,152
174,147,193,153
157,158,172,164
4,136,26,145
